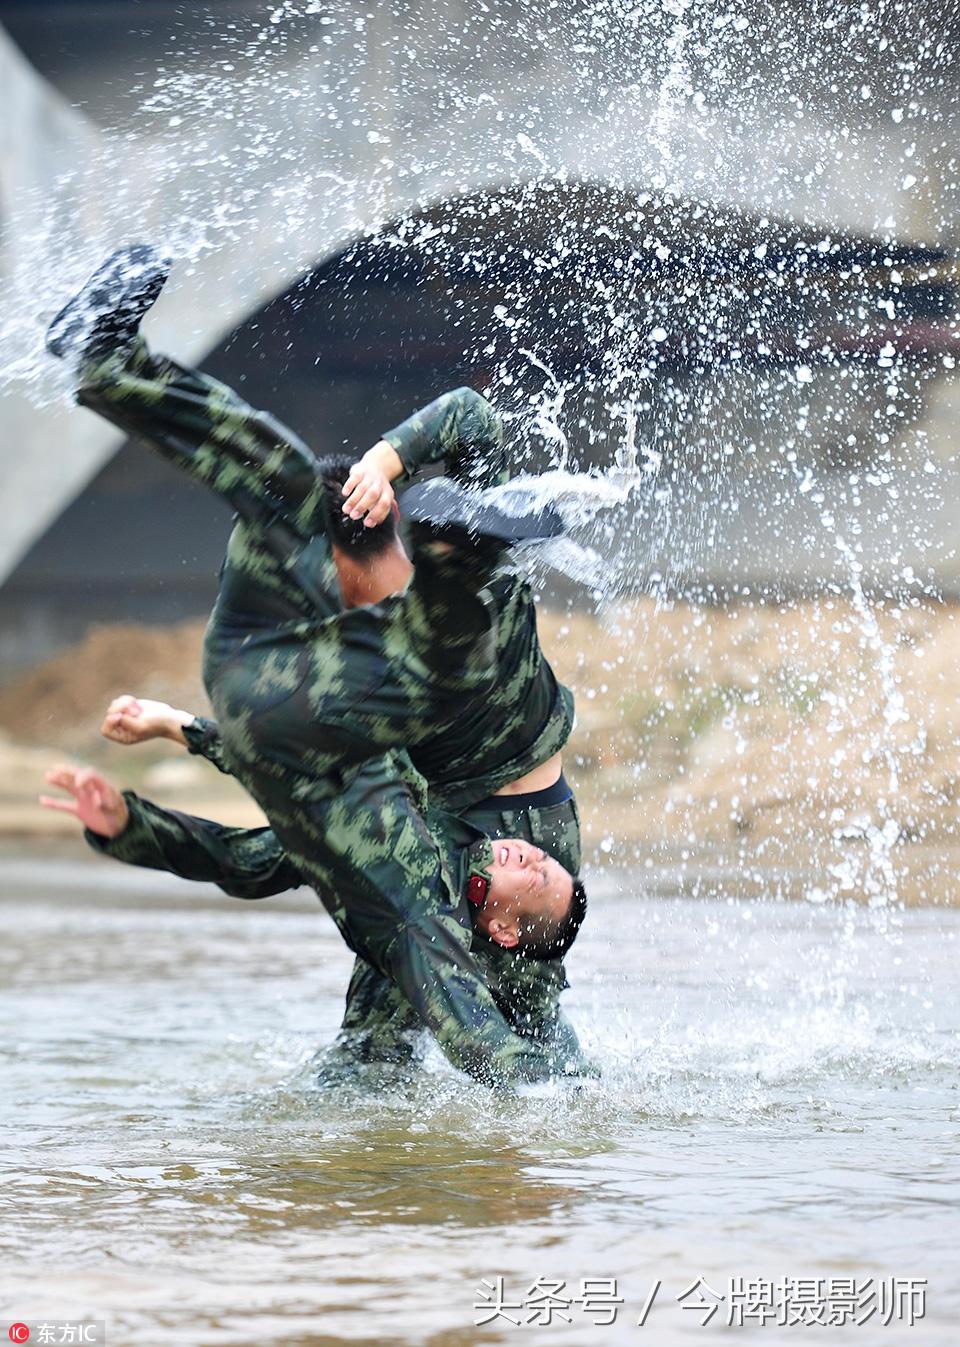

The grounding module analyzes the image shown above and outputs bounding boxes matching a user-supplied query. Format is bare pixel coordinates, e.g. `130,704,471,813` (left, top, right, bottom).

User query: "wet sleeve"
475,946,590,1075
182,715,233,776
381,387,510,490
84,792,304,899
380,913,577,1088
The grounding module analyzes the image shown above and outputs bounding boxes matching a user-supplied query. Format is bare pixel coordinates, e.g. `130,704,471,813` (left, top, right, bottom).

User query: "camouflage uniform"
77,340,579,1087
177,700,582,1070
88,780,583,1072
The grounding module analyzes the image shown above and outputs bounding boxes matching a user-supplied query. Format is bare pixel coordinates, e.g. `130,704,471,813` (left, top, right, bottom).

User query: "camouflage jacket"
381,389,575,809
79,347,582,1086
86,791,582,1066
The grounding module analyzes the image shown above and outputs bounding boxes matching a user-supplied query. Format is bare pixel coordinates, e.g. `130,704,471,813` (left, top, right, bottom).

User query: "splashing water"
4,4,960,1337
832,531,909,906
0,4,957,912
516,348,571,468
648,0,694,194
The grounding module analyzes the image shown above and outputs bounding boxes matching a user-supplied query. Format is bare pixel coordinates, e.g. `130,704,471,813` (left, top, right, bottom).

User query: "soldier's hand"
101,694,192,747
40,764,130,838
342,442,401,528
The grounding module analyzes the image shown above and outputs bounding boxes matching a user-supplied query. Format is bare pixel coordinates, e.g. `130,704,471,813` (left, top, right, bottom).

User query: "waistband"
468,772,572,813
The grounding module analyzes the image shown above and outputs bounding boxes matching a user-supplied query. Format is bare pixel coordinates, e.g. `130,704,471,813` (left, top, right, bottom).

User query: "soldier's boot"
45,243,171,364
402,476,565,549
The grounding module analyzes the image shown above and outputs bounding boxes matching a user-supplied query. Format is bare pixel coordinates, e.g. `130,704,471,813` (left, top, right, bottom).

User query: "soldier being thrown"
44,244,589,1088
46,458,587,1075
62,439,586,1076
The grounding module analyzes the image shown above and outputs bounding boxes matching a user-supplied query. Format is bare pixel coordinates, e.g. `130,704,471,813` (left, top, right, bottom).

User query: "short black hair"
515,878,588,961
318,454,399,557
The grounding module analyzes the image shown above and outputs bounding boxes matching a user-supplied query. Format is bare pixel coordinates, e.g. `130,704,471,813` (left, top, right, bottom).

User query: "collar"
463,836,495,907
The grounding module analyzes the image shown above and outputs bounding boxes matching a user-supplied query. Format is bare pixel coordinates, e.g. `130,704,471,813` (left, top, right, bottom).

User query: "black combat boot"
46,243,171,362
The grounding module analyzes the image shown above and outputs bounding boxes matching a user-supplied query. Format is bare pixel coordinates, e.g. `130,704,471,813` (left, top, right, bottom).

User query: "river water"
1,848,957,1345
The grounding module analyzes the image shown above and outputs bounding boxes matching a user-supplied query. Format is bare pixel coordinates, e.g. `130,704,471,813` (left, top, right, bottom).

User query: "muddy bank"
2,597,959,898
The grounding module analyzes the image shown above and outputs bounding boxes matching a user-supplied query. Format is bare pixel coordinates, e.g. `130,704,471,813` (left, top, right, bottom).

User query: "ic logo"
8,1327,30,1344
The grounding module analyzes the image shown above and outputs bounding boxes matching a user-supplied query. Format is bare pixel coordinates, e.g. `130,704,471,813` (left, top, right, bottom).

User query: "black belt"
469,771,572,813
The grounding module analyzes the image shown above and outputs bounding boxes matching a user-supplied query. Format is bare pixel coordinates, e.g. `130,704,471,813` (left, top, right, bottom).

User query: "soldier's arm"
85,793,304,899
374,387,509,490
380,914,578,1088
102,696,235,778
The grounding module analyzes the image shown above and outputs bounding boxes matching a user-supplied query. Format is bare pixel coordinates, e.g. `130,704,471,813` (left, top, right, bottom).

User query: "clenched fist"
101,694,194,747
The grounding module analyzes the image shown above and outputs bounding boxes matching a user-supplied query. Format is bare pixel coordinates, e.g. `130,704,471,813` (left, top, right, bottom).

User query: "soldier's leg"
76,338,330,545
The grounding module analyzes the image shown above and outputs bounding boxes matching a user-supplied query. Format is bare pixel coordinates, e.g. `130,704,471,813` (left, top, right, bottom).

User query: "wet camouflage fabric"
85,790,301,895
381,390,575,810
327,792,584,1071
77,340,575,1087
87,789,584,1072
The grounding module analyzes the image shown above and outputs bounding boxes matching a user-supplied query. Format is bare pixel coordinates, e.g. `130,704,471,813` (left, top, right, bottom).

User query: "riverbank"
2,595,959,901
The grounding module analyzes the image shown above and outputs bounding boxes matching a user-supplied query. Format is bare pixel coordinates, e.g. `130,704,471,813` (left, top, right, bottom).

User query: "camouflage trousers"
76,341,560,1086
323,791,583,1077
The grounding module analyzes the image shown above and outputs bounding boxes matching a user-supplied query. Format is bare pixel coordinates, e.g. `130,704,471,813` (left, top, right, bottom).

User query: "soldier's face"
474,839,573,948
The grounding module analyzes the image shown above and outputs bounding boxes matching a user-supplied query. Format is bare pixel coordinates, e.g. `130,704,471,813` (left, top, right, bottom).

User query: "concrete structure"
1,1,959,665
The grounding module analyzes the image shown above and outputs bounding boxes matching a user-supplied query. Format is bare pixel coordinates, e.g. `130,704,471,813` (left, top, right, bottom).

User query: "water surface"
1,850,957,1344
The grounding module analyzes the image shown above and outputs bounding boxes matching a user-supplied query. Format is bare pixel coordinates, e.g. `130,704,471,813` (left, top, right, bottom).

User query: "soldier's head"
318,456,412,608
318,456,401,558
467,839,587,960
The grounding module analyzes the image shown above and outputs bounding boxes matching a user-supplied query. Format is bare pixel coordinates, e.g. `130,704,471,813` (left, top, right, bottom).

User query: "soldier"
43,757,586,1075
80,434,584,1074
44,245,588,1088
107,453,579,879
83,609,581,1073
